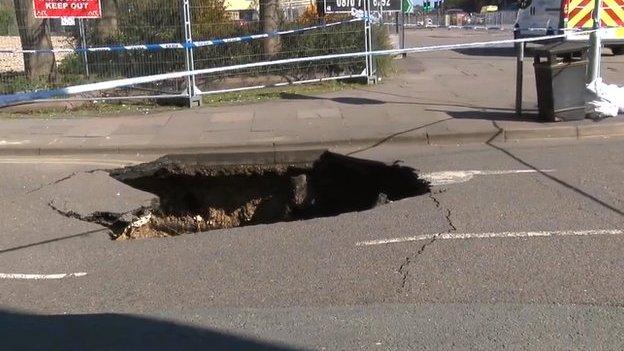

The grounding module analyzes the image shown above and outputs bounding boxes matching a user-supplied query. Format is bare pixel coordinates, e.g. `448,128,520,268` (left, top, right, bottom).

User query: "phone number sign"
324,0,401,13
34,0,102,18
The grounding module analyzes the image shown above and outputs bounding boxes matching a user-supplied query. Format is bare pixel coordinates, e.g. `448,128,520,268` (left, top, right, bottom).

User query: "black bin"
533,41,588,121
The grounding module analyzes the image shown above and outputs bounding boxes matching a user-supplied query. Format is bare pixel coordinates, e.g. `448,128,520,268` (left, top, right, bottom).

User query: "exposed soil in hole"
103,151,430,240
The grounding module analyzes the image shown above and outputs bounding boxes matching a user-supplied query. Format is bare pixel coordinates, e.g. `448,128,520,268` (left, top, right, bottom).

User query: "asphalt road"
1,137,624,350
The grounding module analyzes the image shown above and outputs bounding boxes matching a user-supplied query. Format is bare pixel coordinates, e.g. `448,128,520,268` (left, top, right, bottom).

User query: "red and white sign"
34,0,102,18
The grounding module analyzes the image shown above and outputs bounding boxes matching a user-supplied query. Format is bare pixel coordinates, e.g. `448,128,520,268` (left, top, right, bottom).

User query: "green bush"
60,0,393,87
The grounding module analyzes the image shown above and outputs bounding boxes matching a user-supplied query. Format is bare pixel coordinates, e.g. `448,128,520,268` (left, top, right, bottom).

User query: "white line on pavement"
421,169,555,186
356,229,624,246
0,140,30,145
0,272,87,280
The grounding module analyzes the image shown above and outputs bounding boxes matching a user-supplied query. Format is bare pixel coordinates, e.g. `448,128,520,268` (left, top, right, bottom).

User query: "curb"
1,122,624,156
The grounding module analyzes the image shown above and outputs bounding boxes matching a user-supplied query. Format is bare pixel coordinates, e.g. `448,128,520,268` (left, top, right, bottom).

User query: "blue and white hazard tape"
0,18,362,55
1,31,593,108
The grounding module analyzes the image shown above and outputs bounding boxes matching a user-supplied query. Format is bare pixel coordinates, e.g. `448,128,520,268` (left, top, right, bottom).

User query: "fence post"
587,0,603,83
399,12,406,58
515,41,524,117
78,19,90,78
364,0,377,84
182,0,201,107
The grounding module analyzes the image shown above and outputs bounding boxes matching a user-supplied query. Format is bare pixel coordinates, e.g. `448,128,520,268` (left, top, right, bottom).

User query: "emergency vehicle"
514,0,624,54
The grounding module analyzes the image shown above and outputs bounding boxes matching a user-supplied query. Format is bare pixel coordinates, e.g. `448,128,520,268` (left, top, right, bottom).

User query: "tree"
443,0,502,12
12,0,56,80
259,0,280,58
96,0,118,43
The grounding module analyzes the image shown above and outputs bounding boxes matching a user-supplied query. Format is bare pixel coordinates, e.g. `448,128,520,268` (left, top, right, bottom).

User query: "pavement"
1,29,624,155
2,139,624,349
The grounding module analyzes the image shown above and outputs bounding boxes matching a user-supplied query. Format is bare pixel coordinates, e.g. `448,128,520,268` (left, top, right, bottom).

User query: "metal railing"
0,0,379,103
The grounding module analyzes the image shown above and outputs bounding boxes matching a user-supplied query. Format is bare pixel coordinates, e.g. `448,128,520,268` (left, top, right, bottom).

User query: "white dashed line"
357,229,624,246
0,272,87,280
0,140,30,145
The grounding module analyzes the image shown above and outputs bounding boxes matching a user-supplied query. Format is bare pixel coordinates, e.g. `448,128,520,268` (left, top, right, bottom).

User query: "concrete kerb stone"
2,121,624,156
504,126,578,141
577,122,624,139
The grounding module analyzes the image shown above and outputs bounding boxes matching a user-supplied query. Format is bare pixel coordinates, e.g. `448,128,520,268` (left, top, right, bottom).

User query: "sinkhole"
104,150,430,240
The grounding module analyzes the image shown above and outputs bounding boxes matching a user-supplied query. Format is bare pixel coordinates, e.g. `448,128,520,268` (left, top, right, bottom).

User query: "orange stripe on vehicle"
603,0,624,26
610,0,624,8
576,11,594,27
569,0,588,9
568,5,588,19
569,5,595,27
601,9,619,26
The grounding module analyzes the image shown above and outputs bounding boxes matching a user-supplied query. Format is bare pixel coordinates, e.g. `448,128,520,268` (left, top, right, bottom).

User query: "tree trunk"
260,0,280,59
12,0,56,81
13,0,56,81
96,0,118,43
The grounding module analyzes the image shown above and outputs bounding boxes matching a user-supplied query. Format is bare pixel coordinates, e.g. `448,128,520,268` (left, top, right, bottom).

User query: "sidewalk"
1,89,623,156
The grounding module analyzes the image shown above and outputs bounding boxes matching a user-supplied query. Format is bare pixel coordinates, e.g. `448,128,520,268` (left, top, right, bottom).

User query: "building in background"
224,0,313,22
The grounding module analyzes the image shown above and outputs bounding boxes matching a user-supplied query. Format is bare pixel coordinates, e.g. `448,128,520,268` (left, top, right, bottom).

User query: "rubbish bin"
533,41,589,121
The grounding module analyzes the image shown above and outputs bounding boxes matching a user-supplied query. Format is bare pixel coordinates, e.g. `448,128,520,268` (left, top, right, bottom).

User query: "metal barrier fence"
384,10,518,29
0,0,381,102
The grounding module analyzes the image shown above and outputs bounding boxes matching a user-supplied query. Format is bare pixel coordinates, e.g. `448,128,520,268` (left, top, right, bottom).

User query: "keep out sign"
34,0,102,18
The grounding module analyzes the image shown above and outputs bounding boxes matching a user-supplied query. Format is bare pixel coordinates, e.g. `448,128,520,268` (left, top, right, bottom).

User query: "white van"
514,0,624,54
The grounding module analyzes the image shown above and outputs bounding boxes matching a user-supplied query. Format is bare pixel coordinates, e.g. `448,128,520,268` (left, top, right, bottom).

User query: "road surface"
1,137,624,349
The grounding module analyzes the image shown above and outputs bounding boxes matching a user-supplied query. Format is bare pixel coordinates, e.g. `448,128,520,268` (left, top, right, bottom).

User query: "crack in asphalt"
397,234,439,290
48,201,119,228
47,200,146,238
397,190,457,292
26,169,104,194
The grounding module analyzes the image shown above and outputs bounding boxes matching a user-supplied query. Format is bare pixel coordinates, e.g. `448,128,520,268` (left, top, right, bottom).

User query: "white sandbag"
586,78,624,118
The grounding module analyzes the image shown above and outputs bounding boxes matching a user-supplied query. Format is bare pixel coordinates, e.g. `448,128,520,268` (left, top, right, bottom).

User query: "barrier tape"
0,31,593,107
389,24,597,32
0,18,362,55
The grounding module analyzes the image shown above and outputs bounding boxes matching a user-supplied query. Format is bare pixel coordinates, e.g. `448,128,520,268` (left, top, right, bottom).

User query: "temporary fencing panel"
0,0,379,102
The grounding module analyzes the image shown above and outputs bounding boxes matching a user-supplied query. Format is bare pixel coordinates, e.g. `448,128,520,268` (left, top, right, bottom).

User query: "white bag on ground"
586,78,624,118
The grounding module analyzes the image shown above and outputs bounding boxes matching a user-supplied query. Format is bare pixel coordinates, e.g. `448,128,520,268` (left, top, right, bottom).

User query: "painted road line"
0,140,30,145
356,229,624,246
421,169,555,186
0,272,87,280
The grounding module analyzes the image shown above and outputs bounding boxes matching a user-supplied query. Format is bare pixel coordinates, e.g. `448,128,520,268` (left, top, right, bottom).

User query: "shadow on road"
452,47,516,57
0,310,302,351
281,90,521,113
442,109,539,122
0,228,107,255
486,122,624,217
279,92,385,105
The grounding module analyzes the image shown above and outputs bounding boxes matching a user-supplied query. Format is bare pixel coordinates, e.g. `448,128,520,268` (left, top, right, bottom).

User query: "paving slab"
210,111,254,123
296,108,342,119
63,120,123,138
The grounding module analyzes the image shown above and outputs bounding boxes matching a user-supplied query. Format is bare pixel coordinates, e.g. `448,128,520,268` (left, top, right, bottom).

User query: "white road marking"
0,140,29,145
0,158,139,167
0,272,87,280
357,229,624,246
421,169,555,186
